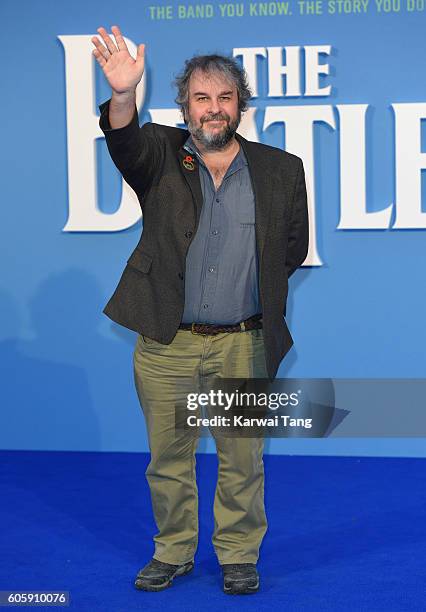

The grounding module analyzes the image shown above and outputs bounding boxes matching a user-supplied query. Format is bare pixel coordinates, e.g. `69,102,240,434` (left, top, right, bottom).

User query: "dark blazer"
99,99,309,380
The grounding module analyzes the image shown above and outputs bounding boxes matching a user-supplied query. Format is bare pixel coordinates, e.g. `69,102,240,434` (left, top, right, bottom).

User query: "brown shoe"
134,558,194,591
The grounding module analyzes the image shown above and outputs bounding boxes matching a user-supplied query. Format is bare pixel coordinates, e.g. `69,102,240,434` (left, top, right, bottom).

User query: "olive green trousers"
133,327,268,565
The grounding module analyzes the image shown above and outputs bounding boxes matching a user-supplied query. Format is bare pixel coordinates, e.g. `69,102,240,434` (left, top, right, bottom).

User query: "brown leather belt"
179,313,263,335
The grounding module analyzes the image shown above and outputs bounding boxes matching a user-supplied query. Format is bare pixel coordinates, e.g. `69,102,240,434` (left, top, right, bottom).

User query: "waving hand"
92,25,145,94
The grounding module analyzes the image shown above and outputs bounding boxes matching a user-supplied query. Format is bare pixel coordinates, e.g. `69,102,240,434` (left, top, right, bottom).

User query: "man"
92,25,309,595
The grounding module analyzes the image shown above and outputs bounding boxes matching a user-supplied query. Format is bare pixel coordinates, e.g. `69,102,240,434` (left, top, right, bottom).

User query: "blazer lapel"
177,147,204,225
236,133,274,262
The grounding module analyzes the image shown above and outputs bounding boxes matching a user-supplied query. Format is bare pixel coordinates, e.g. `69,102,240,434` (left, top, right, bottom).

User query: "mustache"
201,113,230,124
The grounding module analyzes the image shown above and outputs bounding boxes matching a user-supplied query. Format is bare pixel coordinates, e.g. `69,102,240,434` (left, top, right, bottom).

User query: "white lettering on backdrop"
60,38,426,267
58,35,145,232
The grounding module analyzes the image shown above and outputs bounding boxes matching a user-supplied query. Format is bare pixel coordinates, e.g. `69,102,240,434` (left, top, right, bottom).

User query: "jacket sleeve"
285,159,309,278
98,98,161,196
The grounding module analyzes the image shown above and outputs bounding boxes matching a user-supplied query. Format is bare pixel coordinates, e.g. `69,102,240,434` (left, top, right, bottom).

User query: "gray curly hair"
173,54,252,123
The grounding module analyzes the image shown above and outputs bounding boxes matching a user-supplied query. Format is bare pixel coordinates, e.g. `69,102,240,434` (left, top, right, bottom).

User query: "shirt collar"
183,134,201,157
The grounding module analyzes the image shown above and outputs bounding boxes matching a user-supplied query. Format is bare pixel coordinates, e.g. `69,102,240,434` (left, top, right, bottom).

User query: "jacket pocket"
127,249,153,274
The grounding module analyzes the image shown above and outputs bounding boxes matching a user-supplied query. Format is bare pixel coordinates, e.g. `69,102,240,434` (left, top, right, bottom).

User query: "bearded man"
92,25,309,595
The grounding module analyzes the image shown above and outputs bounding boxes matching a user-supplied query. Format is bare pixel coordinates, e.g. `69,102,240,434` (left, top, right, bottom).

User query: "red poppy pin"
183,155,195,171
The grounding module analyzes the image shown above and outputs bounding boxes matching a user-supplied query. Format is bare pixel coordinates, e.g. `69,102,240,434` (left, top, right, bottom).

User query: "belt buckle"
191,322,213,336
191,322,206,335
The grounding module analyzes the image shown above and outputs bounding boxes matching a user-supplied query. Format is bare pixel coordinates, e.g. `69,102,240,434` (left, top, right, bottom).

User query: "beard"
187,111,240,151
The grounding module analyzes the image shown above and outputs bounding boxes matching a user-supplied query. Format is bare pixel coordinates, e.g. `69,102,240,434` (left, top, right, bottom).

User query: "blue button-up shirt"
181,136,261,324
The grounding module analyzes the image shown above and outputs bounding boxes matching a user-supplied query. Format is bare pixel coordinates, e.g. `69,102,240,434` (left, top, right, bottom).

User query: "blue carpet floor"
1,451,425,611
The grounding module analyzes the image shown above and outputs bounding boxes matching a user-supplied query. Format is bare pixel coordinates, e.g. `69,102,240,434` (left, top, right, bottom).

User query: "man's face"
186,69,240,151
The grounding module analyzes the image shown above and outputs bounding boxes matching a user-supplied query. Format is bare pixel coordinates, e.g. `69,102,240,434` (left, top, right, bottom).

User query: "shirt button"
208,267,215,272
216,198,220,203
185,230,193,239
203,304,209,309
212,229,218,235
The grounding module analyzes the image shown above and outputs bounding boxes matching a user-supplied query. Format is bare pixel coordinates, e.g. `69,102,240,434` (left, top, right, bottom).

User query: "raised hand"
92,25,145,94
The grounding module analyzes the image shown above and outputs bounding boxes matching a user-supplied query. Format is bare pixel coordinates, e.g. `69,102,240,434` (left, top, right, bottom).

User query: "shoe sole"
134,561,194,592
224,579,259,595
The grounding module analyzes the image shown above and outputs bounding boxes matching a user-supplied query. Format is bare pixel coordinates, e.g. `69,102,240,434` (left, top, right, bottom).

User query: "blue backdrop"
1,0,425,455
